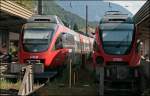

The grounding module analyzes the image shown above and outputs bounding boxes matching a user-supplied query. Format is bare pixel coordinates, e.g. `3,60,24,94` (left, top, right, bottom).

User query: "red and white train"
93,11,142,94
18,15,94,72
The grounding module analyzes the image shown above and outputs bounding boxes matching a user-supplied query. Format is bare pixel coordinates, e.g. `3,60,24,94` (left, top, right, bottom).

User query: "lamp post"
86,4,88,35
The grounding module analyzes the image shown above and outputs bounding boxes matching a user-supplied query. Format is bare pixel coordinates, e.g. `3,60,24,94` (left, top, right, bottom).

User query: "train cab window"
55,36,63,50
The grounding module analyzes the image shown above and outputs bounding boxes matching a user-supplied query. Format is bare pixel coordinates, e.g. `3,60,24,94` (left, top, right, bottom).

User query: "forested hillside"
43,1,97,32
13,0,96,32
13,0,35,11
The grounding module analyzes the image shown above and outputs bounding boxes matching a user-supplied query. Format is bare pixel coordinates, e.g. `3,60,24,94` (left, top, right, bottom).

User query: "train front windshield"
23,23,56,52
100,23,134,55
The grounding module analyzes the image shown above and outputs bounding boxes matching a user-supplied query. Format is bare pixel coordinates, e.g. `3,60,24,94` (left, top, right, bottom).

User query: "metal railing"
18,65,33,95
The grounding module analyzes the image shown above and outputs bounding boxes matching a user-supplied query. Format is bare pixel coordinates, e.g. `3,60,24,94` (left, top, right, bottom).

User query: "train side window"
62,33,75,49
55,35,63,50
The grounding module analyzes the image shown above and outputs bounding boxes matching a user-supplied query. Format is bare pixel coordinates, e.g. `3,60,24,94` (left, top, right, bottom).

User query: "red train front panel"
93,26,141,67
18,24,69,69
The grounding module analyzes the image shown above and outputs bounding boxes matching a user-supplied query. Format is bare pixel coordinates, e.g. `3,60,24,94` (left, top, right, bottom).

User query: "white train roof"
100,11,133,23
28,15,64,25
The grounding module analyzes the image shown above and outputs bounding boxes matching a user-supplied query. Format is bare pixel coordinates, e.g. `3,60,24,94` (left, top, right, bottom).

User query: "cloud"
104,1,146,15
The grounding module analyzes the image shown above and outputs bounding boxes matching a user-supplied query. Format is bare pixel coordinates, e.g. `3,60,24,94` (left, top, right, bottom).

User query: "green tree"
73,23,79,31
13,0,35,11
62,20,69,27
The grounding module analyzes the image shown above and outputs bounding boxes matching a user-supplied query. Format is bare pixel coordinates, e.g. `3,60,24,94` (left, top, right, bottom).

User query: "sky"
57,0,147,21
108,1,147,15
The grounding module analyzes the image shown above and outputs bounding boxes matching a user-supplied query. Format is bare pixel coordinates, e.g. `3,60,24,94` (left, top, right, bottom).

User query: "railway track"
34,66,98,96
96,60,150,96
0,79,50,96
27,79,49,96
1,61,149,96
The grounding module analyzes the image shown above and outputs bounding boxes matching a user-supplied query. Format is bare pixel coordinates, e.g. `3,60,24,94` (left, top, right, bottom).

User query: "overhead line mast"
109,2,112,11
86,5,88,35
38,0,42,15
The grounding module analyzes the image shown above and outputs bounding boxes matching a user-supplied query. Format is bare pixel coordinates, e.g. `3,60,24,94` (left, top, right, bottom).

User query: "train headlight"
96,56,104,65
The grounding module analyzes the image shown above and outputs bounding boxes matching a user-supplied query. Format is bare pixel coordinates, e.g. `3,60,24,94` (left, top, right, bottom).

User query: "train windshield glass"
100,23,134,55
23,23,56,52
24,22,55,28
23,29,54,52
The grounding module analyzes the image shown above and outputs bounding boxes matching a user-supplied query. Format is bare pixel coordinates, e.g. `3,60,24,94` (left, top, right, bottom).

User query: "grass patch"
143,89,150,96
0,79,21,90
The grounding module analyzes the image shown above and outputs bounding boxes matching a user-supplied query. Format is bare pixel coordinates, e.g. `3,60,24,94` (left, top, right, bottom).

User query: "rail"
99,67,104,96
18,65,33,95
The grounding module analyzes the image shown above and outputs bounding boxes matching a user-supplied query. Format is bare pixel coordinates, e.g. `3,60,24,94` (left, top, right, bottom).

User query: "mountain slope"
57,1,133,22
43,1,95,32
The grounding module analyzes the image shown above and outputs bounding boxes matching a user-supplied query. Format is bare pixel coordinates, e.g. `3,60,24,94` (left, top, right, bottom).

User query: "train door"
61,33,75,64
74,35,81,65
79,35,86,67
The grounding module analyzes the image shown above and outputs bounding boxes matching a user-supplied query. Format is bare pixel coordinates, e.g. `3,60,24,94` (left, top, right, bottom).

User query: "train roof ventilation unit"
34,19,51,21
105,11,121,15
28,15,64,25
109,19,126,22
100,11,133,23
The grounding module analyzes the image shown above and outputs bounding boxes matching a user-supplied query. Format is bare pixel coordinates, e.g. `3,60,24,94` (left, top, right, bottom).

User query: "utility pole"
38,0,42,15
86,5,88,35
109,2,112,11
